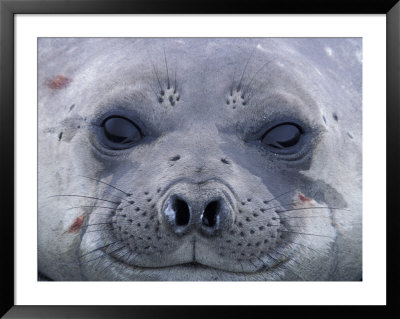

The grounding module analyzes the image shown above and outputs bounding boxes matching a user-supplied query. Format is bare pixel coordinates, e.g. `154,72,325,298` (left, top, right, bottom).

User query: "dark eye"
101,116,142,148
261,123,302,149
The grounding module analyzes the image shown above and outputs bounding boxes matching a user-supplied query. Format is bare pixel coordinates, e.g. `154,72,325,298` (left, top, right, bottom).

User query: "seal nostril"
202,201,220,228
173,198,190,226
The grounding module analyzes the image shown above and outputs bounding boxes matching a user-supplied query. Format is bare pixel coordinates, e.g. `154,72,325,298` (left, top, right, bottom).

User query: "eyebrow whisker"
237,46,256,91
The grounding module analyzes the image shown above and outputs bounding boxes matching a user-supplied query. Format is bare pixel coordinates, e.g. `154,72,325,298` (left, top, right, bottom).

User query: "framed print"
1,0,399,317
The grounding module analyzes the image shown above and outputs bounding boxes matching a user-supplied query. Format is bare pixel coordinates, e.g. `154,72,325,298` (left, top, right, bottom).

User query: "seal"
38,38,362,281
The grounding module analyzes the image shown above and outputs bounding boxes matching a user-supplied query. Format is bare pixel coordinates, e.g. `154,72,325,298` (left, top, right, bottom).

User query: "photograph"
37,37,362,281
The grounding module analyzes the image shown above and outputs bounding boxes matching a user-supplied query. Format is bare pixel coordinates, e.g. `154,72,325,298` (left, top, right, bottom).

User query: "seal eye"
101,116,142,148
261,123,302,149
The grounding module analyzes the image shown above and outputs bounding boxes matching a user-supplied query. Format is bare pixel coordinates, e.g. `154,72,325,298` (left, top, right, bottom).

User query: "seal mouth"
131,261,269,274
108,253,291,281
130,258,278,273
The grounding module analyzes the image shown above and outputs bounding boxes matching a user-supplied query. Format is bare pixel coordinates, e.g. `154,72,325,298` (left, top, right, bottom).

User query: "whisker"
279,215,330,220
100,260,114,273
263,189,297,204
96,246,126,268
237,46,256,91
76,175,132,196
282,238,357,258
270,248,314,273
253,255,269,270
230,68,237,96
279,230,334,238
66,205,121,211
84,212,114,217
113,251,135,273
118,201,140,210
259,199,349,217
93,250,108,269
243,85,255,100
238,260,245,273
49,194,121,205
123,251,134,265
174,67,177,92
84,222,114,227
163,47,170,89
100,248,130,273
79,241,121,258
149,83,163,102
256,201,318,215
116,249,132,261
252,256,271,280
79,245,126,265
243,72,273,103
84,229,109,234
277,207,350,214
104,194,130,203
147,49,163,92
283,225,327,228
243,59,274,97
249,259,261,272
259,201,320,214
280,238,329,257
265,252,305,280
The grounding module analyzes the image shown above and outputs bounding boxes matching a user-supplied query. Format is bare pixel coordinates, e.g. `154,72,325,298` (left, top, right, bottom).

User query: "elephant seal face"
38,38,362,281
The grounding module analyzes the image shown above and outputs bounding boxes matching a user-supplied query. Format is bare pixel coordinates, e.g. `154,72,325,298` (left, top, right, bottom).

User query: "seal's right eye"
101,116,142,149
261,123,302,150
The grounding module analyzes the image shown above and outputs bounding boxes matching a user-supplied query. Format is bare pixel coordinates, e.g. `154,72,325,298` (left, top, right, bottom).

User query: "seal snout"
162,183,234,237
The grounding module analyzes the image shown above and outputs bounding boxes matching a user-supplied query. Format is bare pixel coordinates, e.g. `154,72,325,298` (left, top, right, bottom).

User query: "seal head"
38,38,362,281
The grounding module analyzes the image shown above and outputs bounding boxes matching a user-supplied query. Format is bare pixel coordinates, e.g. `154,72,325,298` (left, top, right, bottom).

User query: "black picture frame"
1,0,398,318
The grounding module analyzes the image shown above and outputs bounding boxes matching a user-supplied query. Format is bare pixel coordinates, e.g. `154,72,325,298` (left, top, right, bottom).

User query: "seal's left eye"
261,123,302,149
101,116,142,147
